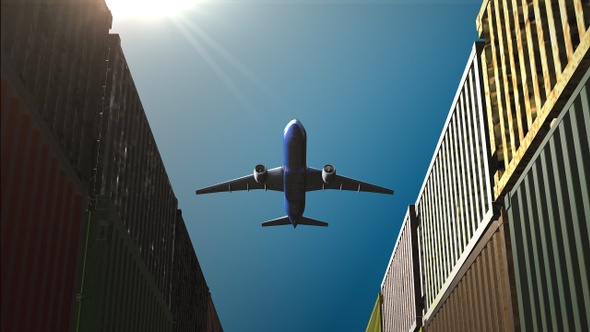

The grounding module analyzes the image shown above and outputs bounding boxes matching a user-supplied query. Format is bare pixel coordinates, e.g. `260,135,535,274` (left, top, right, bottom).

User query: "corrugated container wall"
476,0,590,199
414,42,497,319
423,212,518,331
74,196,173,331
172,210,217,332
380,205,423,332
0,0,113,192
1,64,87,332
505,68,589,332
96,34,177,306
1,1,225,330
1,1,111,330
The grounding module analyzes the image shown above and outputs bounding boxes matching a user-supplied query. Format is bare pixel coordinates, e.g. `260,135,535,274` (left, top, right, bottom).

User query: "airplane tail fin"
297,216,328,227
261,216,328,227
261,216,292,227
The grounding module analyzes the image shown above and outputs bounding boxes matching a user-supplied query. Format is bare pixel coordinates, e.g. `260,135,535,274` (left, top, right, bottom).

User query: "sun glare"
105,0,200,19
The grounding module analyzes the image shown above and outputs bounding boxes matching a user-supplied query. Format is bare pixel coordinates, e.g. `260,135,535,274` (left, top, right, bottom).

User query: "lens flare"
105,0,200,19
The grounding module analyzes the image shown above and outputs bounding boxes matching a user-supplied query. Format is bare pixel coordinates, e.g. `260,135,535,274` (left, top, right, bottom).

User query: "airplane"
195,119,393,227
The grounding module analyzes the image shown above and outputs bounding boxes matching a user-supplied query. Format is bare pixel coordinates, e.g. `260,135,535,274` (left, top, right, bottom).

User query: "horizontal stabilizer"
298,216,328,227
261,216,292,227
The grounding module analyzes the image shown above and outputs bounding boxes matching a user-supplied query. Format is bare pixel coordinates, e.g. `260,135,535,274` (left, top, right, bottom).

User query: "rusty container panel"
423,212,518,332
476,0,590,199
1,70,87,332
381,206,423,332
505,69,589,332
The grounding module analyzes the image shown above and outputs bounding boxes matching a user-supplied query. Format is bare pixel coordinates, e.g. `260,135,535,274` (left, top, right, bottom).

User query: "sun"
105,0,201,20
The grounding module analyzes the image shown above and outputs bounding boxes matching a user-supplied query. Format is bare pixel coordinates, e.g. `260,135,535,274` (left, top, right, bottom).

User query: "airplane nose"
284,119,306,137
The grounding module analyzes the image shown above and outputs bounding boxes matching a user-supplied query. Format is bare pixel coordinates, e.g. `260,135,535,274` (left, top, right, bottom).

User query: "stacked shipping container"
414,42,496,321
373,1,589,331
505,69,589,332
373,40,499,332
476,0,590,198
96,34,177,306
477,1,590,329
422,213,518,331
1,64,88,332
74,196,173,331
0,0,112,192
380,206,422,332
172,210,223,331
1,0,223,330
1,4,112,328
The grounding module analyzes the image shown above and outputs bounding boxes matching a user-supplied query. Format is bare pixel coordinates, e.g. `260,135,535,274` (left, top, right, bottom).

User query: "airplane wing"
305,167,394,195
196,167,284,194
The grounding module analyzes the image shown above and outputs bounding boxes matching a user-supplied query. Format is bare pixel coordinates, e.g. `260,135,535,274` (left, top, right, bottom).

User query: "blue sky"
107,1,481,331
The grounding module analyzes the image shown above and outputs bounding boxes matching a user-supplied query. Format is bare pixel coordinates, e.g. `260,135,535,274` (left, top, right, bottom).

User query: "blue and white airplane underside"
196,119,393,227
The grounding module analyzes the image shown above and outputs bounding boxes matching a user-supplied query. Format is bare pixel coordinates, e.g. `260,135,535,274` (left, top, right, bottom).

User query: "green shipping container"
73,196,173,332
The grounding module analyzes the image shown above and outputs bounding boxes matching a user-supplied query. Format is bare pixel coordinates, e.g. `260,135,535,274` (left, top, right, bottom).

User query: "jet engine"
253,164,268,183
322,164,336,184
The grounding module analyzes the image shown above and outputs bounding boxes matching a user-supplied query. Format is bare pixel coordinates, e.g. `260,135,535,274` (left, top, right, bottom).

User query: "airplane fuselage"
283,119,307,225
